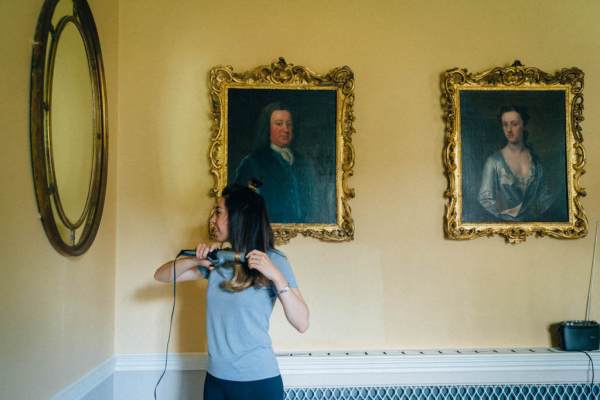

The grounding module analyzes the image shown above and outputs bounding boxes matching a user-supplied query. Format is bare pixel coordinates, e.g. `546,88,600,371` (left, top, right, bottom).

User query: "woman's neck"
504,141,526,153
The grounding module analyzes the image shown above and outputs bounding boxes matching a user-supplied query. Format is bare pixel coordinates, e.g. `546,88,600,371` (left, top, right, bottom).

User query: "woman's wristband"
276,283,290,295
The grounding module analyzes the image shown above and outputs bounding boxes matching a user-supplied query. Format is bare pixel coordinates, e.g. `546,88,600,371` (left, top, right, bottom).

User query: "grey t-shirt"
199,250,298,381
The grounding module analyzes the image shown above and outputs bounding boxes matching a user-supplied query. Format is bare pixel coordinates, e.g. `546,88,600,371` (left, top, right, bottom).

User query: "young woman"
154,183,309,400
478,105,554,221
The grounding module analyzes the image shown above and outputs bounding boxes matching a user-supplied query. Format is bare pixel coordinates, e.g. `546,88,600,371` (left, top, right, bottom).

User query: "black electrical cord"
581,350,595,387
154,256,179,400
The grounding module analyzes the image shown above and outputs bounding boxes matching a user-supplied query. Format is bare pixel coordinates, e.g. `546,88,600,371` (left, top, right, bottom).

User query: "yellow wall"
116,0,600,354
0,1,118,399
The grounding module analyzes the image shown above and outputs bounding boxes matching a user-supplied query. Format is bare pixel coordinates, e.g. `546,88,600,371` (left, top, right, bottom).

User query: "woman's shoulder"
487,149,503,160
483,150,504,167
268,248,288,260
267,248,297,287
268,248,292,269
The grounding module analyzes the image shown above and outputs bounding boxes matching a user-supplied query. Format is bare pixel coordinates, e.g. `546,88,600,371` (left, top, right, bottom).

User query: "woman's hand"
154,245,213,283
246,250,286,288
500,203,522,218
195,243,218,271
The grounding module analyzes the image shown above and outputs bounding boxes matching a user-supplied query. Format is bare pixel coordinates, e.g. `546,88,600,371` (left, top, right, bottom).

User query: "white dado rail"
115,348,599,386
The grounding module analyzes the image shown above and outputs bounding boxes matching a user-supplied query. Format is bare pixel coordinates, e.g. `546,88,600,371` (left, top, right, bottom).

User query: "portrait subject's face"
269,110,293,148
209,197,229,242
501,111,525,145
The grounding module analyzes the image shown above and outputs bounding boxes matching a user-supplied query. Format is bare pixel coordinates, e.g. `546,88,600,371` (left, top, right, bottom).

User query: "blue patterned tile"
284,384,600,400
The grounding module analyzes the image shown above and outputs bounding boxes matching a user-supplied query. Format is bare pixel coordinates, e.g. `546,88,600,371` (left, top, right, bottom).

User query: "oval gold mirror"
30,0,107,256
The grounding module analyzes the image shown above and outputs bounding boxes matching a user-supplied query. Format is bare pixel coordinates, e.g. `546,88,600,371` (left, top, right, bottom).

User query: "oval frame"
30,0,108,256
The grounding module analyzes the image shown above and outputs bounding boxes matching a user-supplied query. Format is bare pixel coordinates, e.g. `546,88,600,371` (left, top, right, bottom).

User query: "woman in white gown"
478,105,553,221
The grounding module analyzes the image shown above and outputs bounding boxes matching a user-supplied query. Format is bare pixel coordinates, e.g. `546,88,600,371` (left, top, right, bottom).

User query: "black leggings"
203,372,284,400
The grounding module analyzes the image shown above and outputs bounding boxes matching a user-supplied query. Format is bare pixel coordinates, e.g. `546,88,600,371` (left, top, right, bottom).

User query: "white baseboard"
51,348,600,399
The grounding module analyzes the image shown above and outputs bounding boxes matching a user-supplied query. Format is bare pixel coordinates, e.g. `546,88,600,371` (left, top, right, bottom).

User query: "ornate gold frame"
208,58,355,244
441,61,587,243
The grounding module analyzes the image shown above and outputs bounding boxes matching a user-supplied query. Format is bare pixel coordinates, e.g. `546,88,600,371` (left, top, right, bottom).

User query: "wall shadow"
548,322,562,349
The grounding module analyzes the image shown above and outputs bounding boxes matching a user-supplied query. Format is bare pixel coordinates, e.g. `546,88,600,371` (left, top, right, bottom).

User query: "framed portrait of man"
441,61,588,243
208,58,355,243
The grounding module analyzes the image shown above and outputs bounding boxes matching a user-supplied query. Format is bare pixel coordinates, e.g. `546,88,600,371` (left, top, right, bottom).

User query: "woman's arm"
154,257,205,282
273,279,310,333
154,244,216,282
246,250,309,333
478,155,500,217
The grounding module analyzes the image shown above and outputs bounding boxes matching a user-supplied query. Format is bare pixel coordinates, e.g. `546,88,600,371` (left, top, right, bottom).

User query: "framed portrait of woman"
208,58,355,244
441,61,588,243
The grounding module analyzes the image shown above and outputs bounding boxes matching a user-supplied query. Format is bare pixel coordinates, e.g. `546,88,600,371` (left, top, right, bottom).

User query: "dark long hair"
252,102,294,151
220,182,274,291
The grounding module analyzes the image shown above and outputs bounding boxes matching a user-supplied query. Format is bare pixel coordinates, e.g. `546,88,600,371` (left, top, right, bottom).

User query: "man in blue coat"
234,102,321,224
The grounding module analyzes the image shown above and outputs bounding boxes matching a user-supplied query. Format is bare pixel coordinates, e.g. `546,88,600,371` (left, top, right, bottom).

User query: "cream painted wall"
0,1,118,399
116,0,600,355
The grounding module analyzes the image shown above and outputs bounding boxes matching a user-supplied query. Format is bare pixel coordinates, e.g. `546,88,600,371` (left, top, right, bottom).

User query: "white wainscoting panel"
49,357,115,400
276,348,599,387
50,348,600,399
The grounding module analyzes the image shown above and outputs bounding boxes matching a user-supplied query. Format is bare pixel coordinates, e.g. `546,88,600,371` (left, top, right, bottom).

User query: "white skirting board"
52,348,600,399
